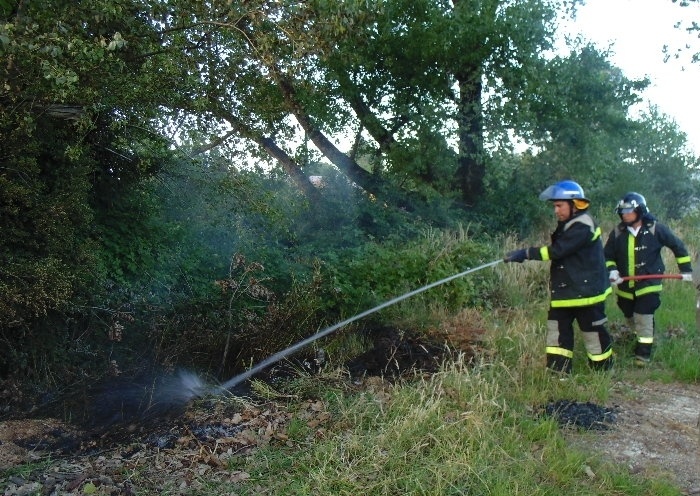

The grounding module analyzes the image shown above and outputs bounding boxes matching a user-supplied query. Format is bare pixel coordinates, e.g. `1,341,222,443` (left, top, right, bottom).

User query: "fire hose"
621,274,684,281
218,259,504,392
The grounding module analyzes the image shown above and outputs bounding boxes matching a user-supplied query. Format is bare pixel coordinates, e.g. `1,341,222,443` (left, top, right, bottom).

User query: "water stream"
30,259,504,425
212,258,504,394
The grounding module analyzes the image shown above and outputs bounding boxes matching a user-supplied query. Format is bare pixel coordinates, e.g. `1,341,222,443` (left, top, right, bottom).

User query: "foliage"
502,45,647,199
96,161,501,378
320,228,500,325
617,107,700,220
0,0,179,377
115,0,585,207
666,0,700,65
475,44,700,234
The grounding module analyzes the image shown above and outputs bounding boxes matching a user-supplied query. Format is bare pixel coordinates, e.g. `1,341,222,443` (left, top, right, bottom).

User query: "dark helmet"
616,192,648,217
539,180,590,206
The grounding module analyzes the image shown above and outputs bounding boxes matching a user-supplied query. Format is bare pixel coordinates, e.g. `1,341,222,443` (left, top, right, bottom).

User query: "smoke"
90,369,210,426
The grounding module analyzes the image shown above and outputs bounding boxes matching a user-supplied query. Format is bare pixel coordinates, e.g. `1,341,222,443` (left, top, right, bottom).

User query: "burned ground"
0,323,479,494
345,326,458,379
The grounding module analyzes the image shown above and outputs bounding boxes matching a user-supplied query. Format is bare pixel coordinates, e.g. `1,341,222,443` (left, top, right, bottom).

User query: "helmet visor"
616,200,637,214
539,184,585,201
538,185,557,201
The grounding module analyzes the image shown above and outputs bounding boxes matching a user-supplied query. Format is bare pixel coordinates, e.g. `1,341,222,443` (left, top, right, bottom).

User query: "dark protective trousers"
545,303,614,373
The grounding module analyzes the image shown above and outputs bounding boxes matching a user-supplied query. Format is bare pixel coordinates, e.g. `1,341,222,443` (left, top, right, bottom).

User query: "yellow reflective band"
615,288,634,299
546,346,574,358
550,287,612,308
591,227,601,241
677,256,691,264
636,284,662,297
627,234,635,288
540,246,550,261
588,347,613,362
637,336,654,344
605,261,616,268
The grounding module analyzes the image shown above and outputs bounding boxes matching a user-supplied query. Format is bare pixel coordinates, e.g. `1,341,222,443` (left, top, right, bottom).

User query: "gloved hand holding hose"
504,248,528,263
608,269,623,285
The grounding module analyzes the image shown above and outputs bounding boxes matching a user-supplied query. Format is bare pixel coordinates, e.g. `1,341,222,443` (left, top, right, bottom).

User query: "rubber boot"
546,354,572,376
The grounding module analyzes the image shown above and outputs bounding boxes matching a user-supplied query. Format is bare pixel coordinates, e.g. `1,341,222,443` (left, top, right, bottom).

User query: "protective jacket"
604,219,692,300
526,211,611,307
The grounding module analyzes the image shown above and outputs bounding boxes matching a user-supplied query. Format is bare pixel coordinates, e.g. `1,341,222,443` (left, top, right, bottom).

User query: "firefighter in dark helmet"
505,180,614,374
604,192,693,365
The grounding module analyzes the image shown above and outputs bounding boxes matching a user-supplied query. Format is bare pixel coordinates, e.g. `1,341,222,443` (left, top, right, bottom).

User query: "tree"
0,0,176,373
622,106,700,219
480,41,700,233
668,0,700,65
506,44,649,191
133,0,581,208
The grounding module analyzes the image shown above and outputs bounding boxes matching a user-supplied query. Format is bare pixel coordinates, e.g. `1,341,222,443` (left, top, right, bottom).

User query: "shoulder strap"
565,212,594,230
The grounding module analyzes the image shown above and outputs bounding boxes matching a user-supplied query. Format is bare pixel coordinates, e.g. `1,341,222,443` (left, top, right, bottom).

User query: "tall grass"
196,355,680,495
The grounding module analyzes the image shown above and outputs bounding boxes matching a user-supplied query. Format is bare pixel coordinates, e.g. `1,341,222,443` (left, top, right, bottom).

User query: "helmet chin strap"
563,200,575,220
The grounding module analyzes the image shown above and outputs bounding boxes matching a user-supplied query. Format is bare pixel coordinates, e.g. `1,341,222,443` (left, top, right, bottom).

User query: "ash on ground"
540,400,617,430
345,327,454,380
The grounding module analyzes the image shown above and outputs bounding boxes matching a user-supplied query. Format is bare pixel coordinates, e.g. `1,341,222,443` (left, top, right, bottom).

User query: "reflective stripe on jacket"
527,211,612,308
603,221,692,300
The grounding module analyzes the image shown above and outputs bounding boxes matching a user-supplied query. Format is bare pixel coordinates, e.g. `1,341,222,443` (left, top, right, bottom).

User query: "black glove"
505,249,527,263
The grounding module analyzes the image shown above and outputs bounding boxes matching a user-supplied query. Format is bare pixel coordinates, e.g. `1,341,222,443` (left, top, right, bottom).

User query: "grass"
198,360,682,495
1,458,55,480
187,243,696,496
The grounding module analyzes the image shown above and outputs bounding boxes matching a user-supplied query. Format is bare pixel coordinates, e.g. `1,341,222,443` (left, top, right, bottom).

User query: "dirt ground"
2,322,700,494
565,379,700,495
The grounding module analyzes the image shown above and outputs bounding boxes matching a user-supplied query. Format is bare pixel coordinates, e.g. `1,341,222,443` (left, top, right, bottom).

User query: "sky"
557,0,700,155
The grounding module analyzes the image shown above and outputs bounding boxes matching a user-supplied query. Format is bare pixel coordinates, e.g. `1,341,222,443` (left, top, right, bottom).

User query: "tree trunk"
334,70,401,155
455,69,485,207
259,136,325,203
275,76,381,195
215,110,325,206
